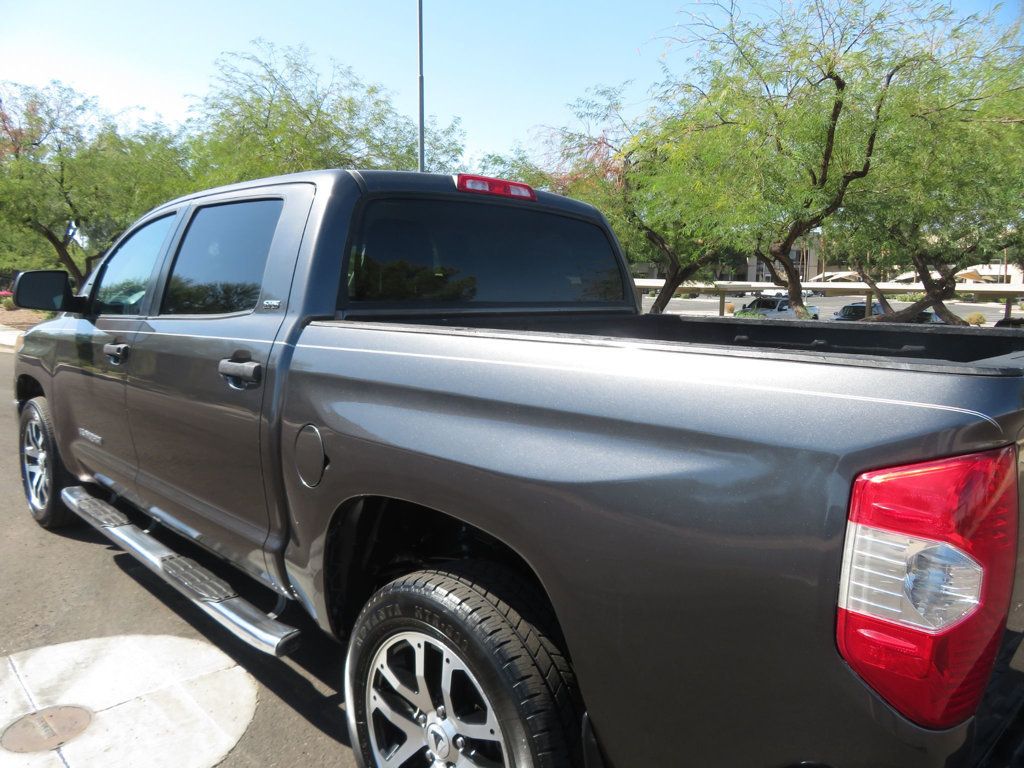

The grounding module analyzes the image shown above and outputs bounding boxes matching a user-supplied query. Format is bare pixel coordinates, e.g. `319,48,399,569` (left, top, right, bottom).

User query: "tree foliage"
482,86,730,313
639,0,1023,316
189,41,463,187
0,42,466,282
823,21,1024,323
0,82,192,283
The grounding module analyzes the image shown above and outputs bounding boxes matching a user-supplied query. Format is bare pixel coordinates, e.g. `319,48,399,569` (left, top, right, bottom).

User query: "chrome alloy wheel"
22,410,50,511
365,631,507,768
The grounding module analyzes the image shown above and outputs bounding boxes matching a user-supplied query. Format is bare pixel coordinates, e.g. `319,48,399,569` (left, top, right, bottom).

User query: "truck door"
52,212,181,497
125,185,313,586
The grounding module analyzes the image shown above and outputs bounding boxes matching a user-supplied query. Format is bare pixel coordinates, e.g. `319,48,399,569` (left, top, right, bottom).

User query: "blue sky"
1,0,1019,166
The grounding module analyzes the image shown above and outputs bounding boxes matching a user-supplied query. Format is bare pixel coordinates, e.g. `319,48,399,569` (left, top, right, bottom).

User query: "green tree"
189,41,464,187
0,224,52,279
646,0,1019,317
0,81,192,285
482,87,725,314
824,29,1024,324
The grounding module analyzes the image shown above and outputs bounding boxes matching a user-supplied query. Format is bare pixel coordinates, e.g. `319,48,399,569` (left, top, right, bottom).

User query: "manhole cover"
1,706,92,753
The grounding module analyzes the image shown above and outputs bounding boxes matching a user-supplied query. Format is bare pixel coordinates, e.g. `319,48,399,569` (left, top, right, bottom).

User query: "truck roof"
148,169,601,221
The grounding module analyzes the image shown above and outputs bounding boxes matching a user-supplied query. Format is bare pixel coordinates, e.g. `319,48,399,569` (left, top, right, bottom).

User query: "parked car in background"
918,309,946,324
833,301,885,321
832,301,947,324
741,295,820,319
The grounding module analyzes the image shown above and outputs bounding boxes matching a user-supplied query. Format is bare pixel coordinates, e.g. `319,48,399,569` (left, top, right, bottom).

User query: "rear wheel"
19,397,75,529
345,567,581,768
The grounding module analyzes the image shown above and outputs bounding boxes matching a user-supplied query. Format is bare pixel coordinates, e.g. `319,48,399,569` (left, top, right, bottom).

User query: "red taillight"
837,446,1018,729
455,174,536,201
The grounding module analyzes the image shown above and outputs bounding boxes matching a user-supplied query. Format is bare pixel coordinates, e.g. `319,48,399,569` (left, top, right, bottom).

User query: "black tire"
345,566,582,768
18,397,76,529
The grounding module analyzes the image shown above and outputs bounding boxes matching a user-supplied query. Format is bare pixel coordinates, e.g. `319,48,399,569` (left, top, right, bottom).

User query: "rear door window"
346,199,628,307
162,199,283,315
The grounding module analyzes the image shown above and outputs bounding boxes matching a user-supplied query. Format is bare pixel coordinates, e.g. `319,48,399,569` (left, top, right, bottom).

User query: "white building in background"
890,263,1024,284
955,263,1023,283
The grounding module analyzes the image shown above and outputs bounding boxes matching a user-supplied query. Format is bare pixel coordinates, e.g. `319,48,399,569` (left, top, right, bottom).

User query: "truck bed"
344,310,1024,375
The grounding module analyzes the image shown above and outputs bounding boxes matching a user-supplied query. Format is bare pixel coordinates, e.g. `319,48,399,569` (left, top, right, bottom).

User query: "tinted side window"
94,215,176,315
162,199,283,315
347,199,627,306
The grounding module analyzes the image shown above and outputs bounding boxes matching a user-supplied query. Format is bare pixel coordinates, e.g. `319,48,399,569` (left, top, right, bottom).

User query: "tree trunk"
650,260,683,314
862,296,935,322
766,244,811,318
31,224,84,286
84,251,106,278
854,263,894,313
912,253,967,326
929,299,967,325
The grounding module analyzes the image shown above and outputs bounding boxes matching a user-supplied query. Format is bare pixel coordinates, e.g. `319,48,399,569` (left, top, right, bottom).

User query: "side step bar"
62,486,300,657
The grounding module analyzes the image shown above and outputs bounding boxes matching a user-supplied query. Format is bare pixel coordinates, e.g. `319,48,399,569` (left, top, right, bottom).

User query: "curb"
0,328,23,352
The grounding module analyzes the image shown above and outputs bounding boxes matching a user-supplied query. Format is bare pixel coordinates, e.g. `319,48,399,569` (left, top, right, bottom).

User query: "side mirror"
13,270,86,313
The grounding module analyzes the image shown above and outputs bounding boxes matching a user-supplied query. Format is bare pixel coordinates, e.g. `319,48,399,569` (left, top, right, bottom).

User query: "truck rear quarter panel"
281,321,1024,768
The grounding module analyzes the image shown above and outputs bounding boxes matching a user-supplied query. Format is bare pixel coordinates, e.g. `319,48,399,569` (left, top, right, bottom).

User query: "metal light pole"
417,0,425,172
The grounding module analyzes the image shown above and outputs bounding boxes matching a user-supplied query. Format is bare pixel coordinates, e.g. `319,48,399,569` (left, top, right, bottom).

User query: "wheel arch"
321,494,570,656
15,374,45,409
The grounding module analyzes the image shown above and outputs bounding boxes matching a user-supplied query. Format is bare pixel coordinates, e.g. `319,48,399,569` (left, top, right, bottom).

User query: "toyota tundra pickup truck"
11,169,1024,768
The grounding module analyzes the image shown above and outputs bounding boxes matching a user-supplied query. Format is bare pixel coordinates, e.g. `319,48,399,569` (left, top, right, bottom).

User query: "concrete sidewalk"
0,324,23,351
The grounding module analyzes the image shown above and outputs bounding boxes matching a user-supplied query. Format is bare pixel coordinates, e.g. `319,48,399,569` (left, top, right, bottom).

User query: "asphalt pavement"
0,352,357,768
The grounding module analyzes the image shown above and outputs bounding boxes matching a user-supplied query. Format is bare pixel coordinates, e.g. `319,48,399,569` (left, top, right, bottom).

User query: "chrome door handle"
218,359,262,389
103,343,130,364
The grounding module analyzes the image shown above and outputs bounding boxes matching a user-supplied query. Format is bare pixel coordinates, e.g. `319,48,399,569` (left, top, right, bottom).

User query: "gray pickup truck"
11,170,1024,768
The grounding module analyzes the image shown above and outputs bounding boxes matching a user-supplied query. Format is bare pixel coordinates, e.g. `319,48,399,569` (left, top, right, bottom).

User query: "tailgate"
973,522,1024,765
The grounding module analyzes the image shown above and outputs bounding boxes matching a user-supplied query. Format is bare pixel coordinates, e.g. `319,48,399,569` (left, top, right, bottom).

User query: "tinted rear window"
345,199,627,307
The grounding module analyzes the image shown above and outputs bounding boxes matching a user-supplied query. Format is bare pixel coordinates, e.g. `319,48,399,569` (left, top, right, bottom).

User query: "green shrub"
733,310,762,319
0,297,15,311
965,312,986,326
891,292,926,302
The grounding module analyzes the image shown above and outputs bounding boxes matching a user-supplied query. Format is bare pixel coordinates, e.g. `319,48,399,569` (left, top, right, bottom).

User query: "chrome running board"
62,486,300,657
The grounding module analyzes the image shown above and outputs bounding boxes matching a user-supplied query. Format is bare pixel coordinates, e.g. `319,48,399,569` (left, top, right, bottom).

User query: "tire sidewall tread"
345,567,581,768
19,397,75,529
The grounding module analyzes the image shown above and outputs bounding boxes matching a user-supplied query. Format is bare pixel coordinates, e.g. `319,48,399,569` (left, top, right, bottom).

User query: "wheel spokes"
370,690,423,765
367,631,508,768
377,640,434,716
22,415,50,509
440,651,501,744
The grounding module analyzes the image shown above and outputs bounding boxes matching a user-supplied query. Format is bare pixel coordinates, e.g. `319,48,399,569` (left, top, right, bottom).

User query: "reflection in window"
163,199,283,315
95,215,176,315
163,276,262,315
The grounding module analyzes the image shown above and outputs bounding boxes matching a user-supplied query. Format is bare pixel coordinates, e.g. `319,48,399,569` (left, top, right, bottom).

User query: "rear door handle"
218,359,262,389
103,343,130,364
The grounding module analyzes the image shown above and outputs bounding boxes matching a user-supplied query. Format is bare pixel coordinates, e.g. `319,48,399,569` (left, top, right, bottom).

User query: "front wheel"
345,568,581,768
19,397,75,529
